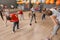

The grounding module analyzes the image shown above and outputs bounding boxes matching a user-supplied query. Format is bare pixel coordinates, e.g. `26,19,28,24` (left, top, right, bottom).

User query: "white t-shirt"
50,8,60,21
31,8,35,14
31,8,35,12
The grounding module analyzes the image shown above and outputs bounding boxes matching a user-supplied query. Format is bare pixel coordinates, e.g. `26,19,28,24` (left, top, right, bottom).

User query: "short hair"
42,8,46,11
46,10,53,16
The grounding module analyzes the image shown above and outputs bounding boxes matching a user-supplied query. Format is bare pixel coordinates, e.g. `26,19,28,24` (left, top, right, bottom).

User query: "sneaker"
13,30,15,33
35,21,37,23
17,28,19,29
13,31,16,33
30,23,32,26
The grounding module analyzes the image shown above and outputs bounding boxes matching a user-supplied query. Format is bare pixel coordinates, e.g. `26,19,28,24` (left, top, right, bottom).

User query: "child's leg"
30,15,33,25
44,14,46,19
52,25,59,36
29,13,31,18
0,13,4,20
21,14,24,20
42,14,44,20
47,25,60,40
5,16,7,27
34,14,37,23
13,22,17,32
16,21,19,29
42,14,46,20
20,14,22,20
43,14,46,19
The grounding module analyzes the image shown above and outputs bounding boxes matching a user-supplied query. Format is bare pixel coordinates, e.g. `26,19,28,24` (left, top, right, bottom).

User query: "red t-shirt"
10,13,19,22
19,10,23,14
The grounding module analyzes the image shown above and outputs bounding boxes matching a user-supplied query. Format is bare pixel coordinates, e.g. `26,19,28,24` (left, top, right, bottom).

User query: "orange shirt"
10,13,19,22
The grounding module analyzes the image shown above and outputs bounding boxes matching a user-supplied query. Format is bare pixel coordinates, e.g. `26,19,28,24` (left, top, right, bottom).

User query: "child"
0,4,4,20
10,13,19,32
18,9,24,20
30,6,37,26
4,8,10,27
42,8,46,20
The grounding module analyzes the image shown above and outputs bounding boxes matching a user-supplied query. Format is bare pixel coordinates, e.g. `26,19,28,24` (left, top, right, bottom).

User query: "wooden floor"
0,11,60,40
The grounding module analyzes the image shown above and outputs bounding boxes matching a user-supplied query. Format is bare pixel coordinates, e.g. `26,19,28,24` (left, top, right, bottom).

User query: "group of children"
0,5,60,40
0,5,46,33
29,6,60,40
0,5,24,32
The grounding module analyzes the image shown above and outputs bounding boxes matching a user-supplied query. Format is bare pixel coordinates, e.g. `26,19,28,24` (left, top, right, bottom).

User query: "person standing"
4,6,10,27
10,13,19,32
42,8,46,20
30,6,37,26
0,4,4,20
45,8,60,40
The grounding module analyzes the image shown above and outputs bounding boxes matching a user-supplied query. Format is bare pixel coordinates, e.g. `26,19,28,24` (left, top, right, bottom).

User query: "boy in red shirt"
10,13,19,32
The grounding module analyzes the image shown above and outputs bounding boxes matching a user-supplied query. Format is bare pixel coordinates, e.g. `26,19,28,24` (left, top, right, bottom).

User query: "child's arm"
17,11,19,14
50,15,58,25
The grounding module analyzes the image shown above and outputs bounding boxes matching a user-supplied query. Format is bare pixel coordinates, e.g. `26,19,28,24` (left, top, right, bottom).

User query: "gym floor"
0,11,60,40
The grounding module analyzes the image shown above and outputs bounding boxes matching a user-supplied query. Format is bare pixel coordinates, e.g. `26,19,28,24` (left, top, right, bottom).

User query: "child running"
30,6,37,26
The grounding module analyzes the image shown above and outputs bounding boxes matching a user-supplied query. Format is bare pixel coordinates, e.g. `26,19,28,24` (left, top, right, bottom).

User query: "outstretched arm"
50,15,58,25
